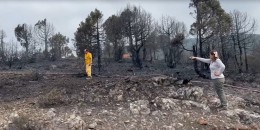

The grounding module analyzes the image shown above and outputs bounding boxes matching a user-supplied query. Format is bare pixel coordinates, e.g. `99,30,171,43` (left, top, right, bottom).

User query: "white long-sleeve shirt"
196,57,225,79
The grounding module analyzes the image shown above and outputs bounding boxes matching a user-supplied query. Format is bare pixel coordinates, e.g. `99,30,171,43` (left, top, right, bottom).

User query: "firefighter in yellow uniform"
84,49,92,79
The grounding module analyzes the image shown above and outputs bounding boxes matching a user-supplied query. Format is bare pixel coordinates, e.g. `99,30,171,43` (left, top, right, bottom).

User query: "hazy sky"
0,0,259,48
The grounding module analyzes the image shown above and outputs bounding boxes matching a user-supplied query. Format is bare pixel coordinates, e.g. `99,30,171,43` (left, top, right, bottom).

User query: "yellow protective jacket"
84,52,92,65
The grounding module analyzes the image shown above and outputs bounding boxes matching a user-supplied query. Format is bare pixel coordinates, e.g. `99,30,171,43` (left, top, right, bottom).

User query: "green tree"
215,11,232,65
90,9,103,72
189,0,231,78
103,15,124,61
120,5,136,64
74,8,103,72
74,17,95,57
49,32,69,60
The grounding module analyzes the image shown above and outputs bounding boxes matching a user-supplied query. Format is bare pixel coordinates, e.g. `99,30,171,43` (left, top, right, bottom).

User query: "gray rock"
66,114,86,130
175,86,203,101
117,95,123,101
238,111,253,125
163,125,175,130
221,109,260,125
208,97,220,106
175,80,184,85
47,108,56,119
51,65,57,69
252,83,260,88
172,112,185,120
151,110,162,116
130,100,150,115
86,109,92,116
152,76,168,85
152,76,178,86
9,112,19,122
89,122,97,129
153,97,180,111
182,100,210,113
140,108,150,115
227,95,246,109
124,120,130,124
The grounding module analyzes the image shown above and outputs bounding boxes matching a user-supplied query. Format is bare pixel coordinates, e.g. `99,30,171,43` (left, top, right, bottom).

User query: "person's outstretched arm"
190,56,211,64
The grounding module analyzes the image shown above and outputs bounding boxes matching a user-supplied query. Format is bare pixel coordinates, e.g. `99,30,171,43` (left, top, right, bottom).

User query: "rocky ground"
0,58,259,130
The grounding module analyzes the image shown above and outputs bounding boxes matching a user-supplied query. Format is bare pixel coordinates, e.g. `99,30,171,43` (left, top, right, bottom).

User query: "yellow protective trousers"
84,52,92,77
85,64,92,77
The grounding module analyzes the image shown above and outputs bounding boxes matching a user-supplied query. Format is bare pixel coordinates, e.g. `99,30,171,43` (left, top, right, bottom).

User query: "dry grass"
8,114,36,130
37,88,67,108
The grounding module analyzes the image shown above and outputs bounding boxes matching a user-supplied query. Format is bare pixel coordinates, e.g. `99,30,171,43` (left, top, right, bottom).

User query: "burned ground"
0,58,259,130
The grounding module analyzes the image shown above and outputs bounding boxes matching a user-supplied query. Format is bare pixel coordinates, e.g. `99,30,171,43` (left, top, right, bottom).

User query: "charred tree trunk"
114,41,119,61
243,42,248,72
220,37,227,65
0,34,5,62
97,21,101,73
231,34,240,72
153,50,156,60
193,45,209,79
149,49,153,63
167,46,176,68
142,47,146,61
164,53,167,63
44,27,49,59
135,48,142,68
237,37,243,73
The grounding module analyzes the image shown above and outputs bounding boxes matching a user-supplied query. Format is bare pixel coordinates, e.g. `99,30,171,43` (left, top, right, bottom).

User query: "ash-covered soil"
0,58,259,130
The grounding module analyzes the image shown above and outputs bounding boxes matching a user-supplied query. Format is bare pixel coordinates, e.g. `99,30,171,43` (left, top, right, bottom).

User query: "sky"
0,0,260,49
